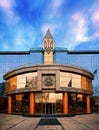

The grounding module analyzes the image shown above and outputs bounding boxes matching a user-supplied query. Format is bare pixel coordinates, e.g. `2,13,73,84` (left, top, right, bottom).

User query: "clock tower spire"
43,29,54,64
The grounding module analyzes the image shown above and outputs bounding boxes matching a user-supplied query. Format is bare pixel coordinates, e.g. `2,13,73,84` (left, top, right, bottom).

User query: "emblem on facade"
44,76,54,86
44,40,53,54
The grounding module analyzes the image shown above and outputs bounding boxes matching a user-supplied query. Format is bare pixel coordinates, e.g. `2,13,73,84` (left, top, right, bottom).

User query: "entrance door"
46,103,52,114
43,103,55,114
35,93,63,114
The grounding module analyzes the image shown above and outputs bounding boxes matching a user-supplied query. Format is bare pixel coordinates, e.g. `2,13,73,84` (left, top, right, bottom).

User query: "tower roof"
45,29,53,38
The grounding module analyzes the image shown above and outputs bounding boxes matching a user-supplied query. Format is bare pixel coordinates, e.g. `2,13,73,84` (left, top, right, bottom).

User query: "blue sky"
0,0,99,51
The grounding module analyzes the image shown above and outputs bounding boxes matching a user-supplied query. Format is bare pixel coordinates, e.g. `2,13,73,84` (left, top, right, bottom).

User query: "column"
86,95,91,113
29,92,35,114
8,95,12,114
63,92,68,114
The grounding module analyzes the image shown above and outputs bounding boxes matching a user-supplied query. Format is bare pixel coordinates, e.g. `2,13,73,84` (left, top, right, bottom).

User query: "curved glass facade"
0,49,99,96
10,92,88,114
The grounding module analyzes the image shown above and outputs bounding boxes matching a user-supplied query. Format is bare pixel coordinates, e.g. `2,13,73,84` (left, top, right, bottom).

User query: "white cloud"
94,32,99,38
62,10,99,50
0,0,14,16
91,9,99,28
88,1,99,41
49,0,63,19
63,13,89,49
58,12,90,50
0,0,20,25
88,31,99,40
59,1,99,50
0,0,12,9
89,0,99,37
52,0,62,8
71,13,88,42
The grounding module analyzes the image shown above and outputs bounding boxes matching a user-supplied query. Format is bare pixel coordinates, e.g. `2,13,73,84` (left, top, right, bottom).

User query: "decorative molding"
60,87,92,94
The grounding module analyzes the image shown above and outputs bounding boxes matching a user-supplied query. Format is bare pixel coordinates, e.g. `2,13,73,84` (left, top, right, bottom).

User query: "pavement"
0,113,99,130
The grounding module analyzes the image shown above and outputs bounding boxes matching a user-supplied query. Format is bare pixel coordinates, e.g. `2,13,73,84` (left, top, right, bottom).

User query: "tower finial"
45,29,53,38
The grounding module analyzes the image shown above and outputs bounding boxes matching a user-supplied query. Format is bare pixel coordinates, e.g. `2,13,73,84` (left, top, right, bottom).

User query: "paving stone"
57,114,99,130
0,113,99,130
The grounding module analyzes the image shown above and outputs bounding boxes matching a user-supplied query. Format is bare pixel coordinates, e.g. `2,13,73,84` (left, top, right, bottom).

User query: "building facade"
3,30,94,115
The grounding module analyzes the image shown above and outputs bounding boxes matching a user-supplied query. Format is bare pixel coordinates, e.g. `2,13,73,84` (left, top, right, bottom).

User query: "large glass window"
68,93,87,113
60,72,72,87
29,51,43,64
0,54,29,83
54,52,69,64
12,93,29,114
60,72,81,88
35,93,63,114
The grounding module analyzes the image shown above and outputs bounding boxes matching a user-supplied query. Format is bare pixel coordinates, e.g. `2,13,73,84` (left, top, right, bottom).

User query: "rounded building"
3,30,94,115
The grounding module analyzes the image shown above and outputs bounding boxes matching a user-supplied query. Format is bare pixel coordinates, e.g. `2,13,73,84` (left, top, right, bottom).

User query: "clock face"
44,76,54,87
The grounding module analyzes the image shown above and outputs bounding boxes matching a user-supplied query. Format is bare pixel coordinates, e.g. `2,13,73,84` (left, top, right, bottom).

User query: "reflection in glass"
12,93,29,114
68,93,87,113
35,93,63,114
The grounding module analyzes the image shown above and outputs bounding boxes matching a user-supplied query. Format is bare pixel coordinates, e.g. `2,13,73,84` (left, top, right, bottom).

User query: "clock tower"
43,29,54,64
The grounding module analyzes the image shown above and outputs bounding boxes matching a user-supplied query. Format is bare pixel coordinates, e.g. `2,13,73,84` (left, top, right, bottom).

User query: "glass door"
43,103,55,114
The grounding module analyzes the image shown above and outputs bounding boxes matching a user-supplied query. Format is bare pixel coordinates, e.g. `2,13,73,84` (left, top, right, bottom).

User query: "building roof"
68,50,99,54
0,51,29,55
3,64,94,80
